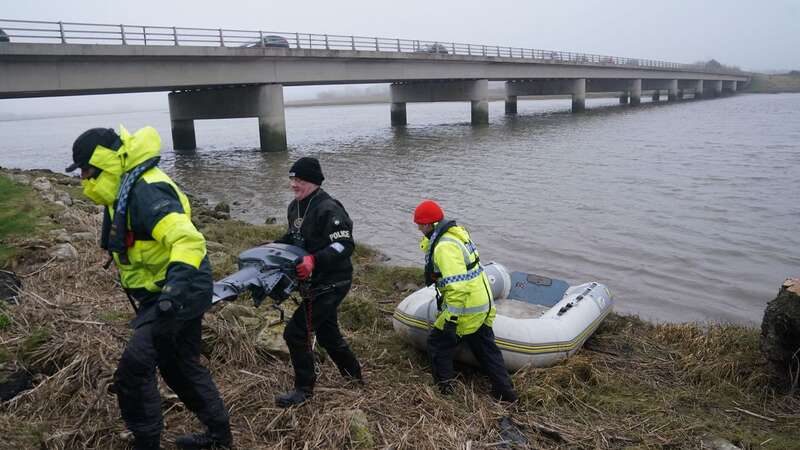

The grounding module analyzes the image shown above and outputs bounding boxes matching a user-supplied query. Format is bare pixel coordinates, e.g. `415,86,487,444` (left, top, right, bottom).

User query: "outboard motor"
212,243,308,307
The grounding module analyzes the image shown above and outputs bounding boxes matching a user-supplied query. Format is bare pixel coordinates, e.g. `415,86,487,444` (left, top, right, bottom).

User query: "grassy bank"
745,73,800,94
0,169,798,449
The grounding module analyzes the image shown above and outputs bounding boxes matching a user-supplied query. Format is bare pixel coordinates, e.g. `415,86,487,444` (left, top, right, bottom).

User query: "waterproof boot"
175,425,232,449
133,435,161,450
492,389,518,403
275,389,312,408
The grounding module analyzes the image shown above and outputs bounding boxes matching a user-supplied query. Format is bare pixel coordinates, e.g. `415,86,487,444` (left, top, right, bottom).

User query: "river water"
1,94,798,324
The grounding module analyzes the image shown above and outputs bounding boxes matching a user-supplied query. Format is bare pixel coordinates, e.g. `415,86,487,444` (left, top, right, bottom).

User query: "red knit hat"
413,200,444,224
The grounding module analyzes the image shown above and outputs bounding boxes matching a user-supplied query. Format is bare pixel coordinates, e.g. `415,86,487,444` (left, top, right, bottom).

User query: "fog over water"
1,94,798,324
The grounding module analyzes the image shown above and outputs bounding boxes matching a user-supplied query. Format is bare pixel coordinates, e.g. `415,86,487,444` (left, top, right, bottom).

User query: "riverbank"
744,73,800,94
0,168,798,449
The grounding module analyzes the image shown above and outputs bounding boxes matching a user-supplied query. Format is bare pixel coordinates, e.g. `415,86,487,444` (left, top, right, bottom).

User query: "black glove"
442,319,458,340
152,298,180,348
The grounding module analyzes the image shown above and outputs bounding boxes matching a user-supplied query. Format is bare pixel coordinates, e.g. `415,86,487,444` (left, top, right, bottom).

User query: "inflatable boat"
392,262,613,371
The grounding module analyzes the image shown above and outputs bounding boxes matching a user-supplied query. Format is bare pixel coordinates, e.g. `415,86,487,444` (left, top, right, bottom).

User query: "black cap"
65,128,121,172
289,157,324,185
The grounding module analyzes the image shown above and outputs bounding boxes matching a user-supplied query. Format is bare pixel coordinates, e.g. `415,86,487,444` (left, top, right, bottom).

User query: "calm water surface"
1,94,798,324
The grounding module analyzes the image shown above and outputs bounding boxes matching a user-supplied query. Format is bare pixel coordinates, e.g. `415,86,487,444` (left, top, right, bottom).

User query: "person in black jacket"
274,157,362,407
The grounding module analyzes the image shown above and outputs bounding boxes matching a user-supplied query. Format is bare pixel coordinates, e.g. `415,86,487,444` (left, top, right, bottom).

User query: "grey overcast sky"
1,0,798,114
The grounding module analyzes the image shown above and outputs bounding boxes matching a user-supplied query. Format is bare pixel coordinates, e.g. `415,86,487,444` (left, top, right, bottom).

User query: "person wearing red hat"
273,157,363,407
413,200,517,402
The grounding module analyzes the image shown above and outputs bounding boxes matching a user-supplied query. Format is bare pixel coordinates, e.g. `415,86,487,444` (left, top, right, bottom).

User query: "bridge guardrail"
0,18,744,75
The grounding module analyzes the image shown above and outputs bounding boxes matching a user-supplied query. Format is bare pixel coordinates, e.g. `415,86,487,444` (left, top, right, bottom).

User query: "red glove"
296,255,315,280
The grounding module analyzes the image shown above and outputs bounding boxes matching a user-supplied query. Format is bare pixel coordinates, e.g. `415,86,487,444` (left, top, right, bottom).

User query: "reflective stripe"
446,300,491,315
436,265,484,288
438,236,474,267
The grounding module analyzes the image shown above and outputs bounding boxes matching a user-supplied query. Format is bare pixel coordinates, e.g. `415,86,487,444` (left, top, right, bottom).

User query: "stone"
214,202,231,213
71,232,96,242
0,270,22,303
760,278,800,393
702,438,741,450
206,241,226,252
50,243,78,261
255,325,290,359
264,216,277,225
49,229,72,243
347,409,374,448
8,173,31,185
54,190,73,206
31,177,52,192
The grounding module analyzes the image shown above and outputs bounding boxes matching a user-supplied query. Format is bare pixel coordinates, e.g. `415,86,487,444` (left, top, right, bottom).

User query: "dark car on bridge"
0,29,10,43
241,35,290,48
421,43,449,54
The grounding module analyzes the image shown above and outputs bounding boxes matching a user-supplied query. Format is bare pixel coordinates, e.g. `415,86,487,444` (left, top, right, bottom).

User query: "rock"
702,438,741,450
8,173,31,185
54,190,73,206
0,270,22,303
49,229,72,243
50,243,78,261
393,281,420,292
347,409,374,448
31,177,52,192
255,325,290,359
219,304,257,323
214,202,230,213
264,216,277,225
0,370,33,401
71,232,96,242
53,201,65,208
761,278,800,392
206,241,226,252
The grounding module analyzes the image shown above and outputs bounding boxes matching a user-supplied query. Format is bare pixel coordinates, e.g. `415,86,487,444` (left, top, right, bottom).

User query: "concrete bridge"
0,19,749,151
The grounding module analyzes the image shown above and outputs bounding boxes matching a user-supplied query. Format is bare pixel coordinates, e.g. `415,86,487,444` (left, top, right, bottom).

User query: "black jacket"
276,188,354,285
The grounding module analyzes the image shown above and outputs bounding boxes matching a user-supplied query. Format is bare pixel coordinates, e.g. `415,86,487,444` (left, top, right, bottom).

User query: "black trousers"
283,282,361,391
427,323,516,399
113,315,229,439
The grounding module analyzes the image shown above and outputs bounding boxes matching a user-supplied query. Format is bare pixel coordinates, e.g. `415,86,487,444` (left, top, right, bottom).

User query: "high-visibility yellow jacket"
420,222,495,336
85,126,211,320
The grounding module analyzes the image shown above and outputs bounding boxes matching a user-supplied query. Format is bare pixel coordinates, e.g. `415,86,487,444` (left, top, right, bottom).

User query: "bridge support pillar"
723,80,737,94
168,84,287,151
171,120,197,150
630,79,642,106
505,95,517,115
668,80,679,101
391,102,407,126
694,80,704,99
390,79,489,125
571,79,586,112
705,80,723,98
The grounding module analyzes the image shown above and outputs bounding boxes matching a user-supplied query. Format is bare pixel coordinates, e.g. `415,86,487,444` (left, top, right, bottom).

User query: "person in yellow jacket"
66,126,231,450
413,200,517,402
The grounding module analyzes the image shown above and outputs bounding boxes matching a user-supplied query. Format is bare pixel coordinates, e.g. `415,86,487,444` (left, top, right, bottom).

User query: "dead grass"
0,170,799,449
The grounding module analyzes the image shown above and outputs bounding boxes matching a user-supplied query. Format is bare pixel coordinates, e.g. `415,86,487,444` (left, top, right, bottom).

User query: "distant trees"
693,59,741,72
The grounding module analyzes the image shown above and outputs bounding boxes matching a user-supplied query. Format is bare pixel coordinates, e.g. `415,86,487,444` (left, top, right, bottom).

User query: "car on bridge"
240,35,290,48
421,43,449,54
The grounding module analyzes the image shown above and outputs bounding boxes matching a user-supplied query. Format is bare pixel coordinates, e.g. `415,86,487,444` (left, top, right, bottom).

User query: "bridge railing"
0,18,744,75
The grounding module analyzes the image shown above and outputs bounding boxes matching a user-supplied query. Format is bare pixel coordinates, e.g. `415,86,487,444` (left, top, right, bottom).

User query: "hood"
117,125,162,172
86,125,162,175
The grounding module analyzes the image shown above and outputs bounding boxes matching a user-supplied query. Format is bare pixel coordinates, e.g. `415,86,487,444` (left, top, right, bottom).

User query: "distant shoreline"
2,89,797,122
